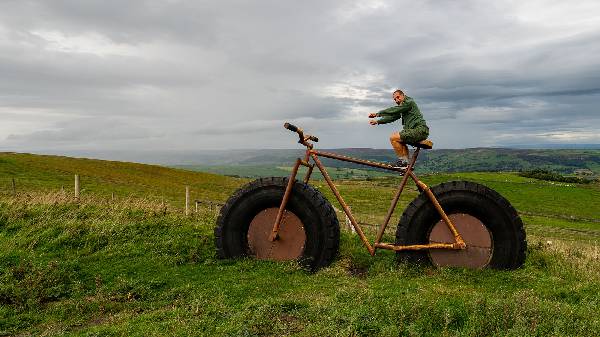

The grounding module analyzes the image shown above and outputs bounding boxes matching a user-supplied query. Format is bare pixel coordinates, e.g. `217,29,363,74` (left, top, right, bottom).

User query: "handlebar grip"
284,122,298,132
308,135,319,142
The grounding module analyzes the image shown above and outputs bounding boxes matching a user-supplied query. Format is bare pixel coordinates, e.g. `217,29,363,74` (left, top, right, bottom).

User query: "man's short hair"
393,89,404,95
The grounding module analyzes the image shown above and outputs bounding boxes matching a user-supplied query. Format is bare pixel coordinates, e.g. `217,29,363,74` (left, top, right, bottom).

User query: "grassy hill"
0,152,244,206
1,152,599,336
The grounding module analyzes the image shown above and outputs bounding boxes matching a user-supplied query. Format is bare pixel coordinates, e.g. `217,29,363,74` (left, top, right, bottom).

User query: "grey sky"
1,0,599,156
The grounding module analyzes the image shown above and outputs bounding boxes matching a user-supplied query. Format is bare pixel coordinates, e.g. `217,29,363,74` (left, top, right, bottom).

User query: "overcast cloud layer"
1,0,599,156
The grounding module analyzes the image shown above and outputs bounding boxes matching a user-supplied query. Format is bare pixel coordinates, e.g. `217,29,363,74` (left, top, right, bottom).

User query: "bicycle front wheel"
215,177,340,271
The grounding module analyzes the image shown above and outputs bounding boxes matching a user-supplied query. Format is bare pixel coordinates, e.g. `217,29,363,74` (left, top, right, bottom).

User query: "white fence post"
346,206,356,234
74,174,80,199
185,186,190,216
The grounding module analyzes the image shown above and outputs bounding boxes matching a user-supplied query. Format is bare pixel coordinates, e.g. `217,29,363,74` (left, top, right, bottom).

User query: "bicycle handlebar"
283,122,318,147
284,122,298,132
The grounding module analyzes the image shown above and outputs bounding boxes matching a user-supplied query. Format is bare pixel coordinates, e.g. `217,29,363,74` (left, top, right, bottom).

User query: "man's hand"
369,119,378,125
368,113,378,118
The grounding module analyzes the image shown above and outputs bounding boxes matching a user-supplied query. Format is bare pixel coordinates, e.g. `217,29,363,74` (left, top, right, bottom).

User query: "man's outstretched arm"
374,106,407,124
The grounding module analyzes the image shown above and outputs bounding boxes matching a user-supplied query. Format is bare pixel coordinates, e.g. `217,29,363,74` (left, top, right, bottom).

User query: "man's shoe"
392,158,409,169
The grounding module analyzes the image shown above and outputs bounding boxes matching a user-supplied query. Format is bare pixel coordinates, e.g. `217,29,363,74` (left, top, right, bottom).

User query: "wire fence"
4,174,599,244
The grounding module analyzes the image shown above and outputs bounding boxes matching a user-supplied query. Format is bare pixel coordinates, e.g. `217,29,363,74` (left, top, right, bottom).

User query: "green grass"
1,153,599,336
0,152,245,205
174,165,294,178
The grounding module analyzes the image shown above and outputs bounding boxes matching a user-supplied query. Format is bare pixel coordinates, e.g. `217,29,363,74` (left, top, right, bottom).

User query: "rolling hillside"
176,148,600,178
0,152,244,205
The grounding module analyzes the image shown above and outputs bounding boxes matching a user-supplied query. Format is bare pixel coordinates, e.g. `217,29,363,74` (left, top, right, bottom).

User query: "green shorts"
400,125,429,144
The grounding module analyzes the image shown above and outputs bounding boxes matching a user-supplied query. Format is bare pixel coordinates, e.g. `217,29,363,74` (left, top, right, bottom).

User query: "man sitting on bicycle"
368,89,429,168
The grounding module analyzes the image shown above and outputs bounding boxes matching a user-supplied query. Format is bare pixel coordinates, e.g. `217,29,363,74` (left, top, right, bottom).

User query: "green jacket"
376,96,428,129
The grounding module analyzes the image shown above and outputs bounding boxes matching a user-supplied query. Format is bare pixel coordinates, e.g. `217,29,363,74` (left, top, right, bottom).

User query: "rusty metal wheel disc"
428,213,493,269
247,208,306,260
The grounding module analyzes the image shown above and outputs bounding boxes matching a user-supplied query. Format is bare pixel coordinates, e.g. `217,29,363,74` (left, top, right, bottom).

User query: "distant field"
1,152,599,336
178,164,397,180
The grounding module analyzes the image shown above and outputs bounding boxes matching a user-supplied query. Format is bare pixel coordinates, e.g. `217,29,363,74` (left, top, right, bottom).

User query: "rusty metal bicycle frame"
269,124,466,256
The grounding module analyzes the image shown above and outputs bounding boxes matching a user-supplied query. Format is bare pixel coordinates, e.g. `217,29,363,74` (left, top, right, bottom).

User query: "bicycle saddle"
402,139,433,149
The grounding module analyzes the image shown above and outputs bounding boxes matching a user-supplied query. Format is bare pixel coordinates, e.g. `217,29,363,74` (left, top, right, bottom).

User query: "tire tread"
215,177,339,271
396,180,526,269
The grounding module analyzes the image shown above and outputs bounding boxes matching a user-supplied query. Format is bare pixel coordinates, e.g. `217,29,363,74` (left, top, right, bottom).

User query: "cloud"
0,0,599,155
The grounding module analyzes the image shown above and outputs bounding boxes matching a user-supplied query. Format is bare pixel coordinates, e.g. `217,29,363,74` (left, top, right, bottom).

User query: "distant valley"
175,148,600,178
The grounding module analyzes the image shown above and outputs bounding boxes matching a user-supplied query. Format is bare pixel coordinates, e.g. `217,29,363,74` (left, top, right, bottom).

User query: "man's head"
393,89,405,105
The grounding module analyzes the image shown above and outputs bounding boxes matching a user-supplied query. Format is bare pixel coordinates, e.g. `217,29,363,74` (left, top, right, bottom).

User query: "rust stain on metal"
314,150,406,172
248,208,306,260
428,213,492,269
409,171,466,248
375,242,459,251
303,165,314,183
269,159,301,241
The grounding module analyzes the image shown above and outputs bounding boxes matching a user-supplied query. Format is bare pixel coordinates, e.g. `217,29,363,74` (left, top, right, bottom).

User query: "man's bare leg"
390,132,409,160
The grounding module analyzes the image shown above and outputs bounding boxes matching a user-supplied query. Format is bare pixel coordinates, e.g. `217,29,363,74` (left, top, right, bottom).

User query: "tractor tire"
396,181,526,269
215,177,340,271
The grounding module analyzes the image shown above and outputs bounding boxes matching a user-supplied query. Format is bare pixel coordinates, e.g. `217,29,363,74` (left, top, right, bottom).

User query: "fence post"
11,177,16,195
345,206,356,234
195,200,199,213
185,186,190,216
74,174,80,199
345,212,350,230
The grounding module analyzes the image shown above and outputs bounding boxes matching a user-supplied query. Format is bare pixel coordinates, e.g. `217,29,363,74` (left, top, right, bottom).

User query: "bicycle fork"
269,152,312,242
